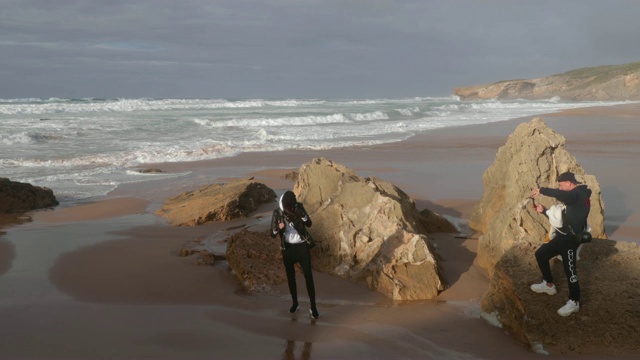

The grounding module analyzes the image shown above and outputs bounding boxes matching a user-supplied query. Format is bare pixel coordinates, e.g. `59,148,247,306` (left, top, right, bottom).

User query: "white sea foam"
0,98,328,115
2,96,634,202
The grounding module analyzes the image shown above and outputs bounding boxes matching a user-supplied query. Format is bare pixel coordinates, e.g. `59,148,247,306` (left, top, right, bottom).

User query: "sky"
2,0,640,99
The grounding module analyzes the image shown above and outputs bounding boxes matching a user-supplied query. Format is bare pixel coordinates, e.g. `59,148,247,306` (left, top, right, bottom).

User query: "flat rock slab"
156,177,276,226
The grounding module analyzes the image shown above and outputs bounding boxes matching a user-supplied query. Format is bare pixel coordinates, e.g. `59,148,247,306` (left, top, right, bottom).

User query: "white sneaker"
530,280,557,295
309,308,319,319
557,299,580,317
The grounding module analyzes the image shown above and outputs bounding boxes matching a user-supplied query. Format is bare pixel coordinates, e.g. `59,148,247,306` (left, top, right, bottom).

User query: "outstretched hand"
531,188,541,198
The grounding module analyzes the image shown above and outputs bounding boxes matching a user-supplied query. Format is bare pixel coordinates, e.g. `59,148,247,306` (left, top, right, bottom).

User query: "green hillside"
557,61,640,86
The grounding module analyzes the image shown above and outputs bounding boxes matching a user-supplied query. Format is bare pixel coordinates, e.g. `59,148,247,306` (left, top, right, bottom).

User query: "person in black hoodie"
270,190,319,319
530,171,592,317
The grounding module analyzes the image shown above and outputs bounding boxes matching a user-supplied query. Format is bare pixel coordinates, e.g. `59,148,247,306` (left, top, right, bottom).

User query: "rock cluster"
178,160,455,300
0,178,58,213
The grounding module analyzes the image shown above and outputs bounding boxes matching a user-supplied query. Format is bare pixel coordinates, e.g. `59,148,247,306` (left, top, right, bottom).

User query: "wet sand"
1,103,639,359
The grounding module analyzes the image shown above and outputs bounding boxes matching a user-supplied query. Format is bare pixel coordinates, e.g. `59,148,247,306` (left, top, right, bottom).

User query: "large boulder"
156,177,276,226
470,118,606,273
0,178,58,213
468,118,640,354
293,157,449,300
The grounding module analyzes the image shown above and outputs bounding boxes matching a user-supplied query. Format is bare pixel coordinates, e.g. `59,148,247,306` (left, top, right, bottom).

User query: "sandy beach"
1,104,639,359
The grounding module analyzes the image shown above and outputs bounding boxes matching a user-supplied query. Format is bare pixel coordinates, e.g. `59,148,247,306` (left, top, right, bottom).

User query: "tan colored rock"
0,178,59,213
624,73,640,88
470,118,606,273
468,118,640,354
226,230,287,294
293,157,447,300
156,177,276,226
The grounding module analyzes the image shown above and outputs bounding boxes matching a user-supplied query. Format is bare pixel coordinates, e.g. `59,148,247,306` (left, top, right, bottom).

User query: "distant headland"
454,61,640,101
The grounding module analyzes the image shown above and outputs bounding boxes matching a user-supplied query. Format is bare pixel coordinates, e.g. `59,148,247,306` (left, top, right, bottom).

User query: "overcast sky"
2,0,640,99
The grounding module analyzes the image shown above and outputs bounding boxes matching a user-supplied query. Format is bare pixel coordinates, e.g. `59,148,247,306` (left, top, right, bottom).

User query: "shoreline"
109,102,640,242
1,103,639,359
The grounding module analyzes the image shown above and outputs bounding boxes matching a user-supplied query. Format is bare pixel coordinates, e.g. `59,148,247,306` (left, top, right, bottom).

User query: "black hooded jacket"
270,202,313,250
540,184,592,234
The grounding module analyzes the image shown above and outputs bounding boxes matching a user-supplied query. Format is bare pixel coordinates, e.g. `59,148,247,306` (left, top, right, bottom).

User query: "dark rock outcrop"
225,230,287,294
454,61,640,101
481,236,640,354
139,168,164,173
419,209,458,233
283,171,299,181
0,178,58,213
156,177,276,226
179,238,226,266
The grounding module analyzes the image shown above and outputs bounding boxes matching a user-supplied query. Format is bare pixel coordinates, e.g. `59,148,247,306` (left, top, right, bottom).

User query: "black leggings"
282,242,316,309
535,233,580,302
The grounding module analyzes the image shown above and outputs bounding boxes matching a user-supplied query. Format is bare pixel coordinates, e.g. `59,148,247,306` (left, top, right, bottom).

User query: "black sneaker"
309,308,319,319
289,304,299,314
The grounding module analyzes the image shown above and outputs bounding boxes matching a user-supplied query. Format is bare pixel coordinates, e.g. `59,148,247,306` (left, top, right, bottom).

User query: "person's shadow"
282,340,312,360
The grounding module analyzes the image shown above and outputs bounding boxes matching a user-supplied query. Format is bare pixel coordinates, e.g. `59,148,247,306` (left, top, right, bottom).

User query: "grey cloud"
1,0,640,99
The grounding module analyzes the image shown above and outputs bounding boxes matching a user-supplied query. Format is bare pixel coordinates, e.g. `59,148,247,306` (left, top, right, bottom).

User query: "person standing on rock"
270,190,319,319
530,171,591,317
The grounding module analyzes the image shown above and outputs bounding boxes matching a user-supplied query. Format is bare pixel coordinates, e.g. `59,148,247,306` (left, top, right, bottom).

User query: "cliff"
454,61,640,101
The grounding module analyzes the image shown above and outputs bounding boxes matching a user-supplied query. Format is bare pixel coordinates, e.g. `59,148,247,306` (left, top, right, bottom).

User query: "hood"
280,190,296,212
578,184,592,198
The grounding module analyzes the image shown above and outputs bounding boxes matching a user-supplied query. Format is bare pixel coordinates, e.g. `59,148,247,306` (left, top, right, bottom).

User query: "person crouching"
530,171,591,317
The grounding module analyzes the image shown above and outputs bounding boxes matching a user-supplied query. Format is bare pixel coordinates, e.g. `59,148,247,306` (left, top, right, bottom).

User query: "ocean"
0,97,630,204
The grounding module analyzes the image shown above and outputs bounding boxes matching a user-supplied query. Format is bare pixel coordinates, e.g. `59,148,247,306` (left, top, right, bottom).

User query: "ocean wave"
2,96,632,203
0,98,330,115
1,131,67,145
1,133,32,145
193,111,390,128
0,96,470,115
